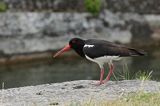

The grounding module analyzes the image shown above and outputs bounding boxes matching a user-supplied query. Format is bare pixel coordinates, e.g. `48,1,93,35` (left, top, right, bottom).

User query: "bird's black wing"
83,39,146,59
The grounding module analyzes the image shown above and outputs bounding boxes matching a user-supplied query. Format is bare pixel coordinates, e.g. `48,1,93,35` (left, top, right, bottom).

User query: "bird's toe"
91,81,104,86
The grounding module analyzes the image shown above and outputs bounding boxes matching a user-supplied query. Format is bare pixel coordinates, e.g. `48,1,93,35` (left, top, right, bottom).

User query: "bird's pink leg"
103,63,114,83
99,68,105,84
94,68,104,85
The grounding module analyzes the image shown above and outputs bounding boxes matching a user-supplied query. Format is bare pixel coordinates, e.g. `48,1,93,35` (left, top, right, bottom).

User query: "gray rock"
106,0,160,14
2,0,160,14
0,12,131,55
144,15,160,28
0,80,159,106
0,11,159,55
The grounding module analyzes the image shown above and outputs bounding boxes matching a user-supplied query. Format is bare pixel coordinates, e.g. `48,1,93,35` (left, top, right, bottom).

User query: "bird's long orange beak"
53,44,71,58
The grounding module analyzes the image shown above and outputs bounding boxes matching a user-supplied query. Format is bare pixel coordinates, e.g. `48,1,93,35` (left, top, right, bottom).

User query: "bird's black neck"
74,46,85,57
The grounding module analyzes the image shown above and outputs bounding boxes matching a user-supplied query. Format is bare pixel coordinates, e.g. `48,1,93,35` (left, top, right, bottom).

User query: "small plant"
0,2,7,12
68,92,160,106
135,70,153,81
113,64,153,81
113,64,131,81
121,64,130,80
135,70,153,90
123,91,160,104
84,0,101,16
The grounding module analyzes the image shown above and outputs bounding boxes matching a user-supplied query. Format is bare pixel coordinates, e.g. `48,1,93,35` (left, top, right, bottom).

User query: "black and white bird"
54,38,146,85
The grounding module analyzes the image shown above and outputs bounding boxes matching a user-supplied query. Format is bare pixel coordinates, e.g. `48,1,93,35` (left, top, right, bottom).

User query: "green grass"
67,91,160,106
135,70,153,81
0,2,7,12
84,0,101,16
113,64,153,81
123,91,160,104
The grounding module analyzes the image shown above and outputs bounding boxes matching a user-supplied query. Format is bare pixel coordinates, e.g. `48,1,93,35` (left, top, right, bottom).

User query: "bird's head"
53,38,85,58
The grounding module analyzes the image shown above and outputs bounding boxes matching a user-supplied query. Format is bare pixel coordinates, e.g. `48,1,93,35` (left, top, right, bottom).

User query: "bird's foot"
102,79,109,84
91,79,110,86
91,81,104,86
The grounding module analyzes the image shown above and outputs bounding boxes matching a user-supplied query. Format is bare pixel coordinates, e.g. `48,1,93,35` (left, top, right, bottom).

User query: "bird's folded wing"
83,39,145,59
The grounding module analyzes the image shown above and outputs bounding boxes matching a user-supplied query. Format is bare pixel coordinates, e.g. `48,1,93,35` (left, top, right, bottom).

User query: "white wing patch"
84,44,94,48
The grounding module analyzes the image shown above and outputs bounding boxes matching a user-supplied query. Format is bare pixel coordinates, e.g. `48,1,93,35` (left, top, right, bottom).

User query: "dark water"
0,49,160,88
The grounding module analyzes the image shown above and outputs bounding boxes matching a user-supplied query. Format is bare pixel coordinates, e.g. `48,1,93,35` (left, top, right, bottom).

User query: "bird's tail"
129,48,147,56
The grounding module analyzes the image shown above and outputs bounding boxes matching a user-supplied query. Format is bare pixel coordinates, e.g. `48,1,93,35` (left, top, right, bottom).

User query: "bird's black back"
83,39,146,59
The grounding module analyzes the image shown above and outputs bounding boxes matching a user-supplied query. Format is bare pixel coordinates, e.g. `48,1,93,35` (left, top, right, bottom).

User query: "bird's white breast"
85,55,120,66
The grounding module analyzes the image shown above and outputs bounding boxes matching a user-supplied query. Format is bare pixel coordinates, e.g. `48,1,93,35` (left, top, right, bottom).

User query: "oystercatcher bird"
54,38,146,85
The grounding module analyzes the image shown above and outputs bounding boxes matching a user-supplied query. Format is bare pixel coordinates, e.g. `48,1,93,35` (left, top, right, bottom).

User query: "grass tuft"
0,2,7,12
135,70,153,81
84,0,101,16
113,64,153,81
67,91,160,106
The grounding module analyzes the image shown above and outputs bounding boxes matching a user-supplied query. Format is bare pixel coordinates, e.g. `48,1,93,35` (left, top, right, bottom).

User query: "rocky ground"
0,80,160,106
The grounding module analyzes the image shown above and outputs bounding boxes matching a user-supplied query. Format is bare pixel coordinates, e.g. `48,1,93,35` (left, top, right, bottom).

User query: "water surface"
0,49,160,88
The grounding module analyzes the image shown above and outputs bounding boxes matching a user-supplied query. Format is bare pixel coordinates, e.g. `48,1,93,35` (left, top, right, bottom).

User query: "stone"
0,80,160,106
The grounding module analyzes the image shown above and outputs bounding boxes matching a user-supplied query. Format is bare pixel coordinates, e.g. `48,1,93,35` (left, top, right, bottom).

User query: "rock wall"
0,11,157,55
0,0,159,56
107,0,160,14
2,0,160,14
